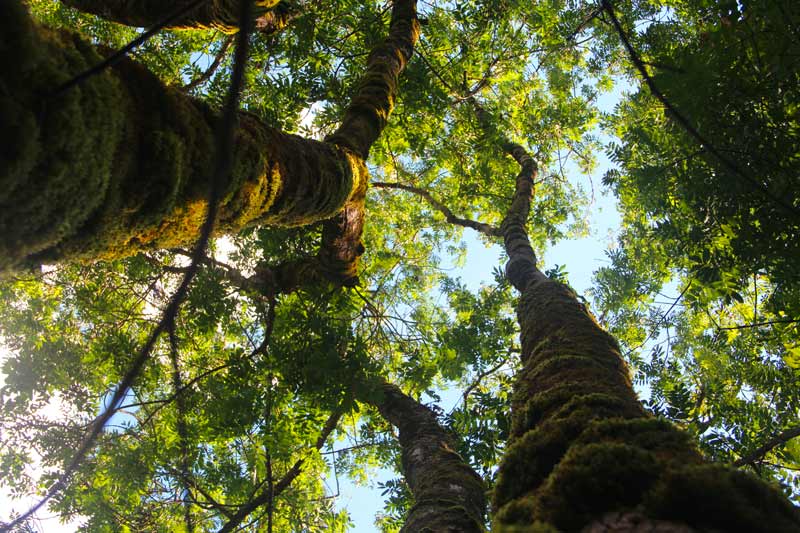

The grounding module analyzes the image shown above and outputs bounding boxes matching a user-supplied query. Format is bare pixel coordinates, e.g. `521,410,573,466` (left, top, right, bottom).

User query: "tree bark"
483,109,800,532
365,381,487,533
62,0,294,34
0,0,418,278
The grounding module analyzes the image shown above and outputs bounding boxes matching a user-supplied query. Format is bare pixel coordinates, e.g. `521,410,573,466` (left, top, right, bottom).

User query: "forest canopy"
1,0,799,531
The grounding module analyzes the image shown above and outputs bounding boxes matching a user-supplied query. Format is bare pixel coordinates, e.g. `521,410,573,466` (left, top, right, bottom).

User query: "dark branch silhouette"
183,34,234,92
601,0,800,219
218,408,343,533
372,181,501,236
734,425,800,467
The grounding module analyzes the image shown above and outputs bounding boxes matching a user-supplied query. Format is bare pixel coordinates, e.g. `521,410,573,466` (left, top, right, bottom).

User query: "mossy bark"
61,0,287,33
367,381,487,533
0,2,367,274
476,99,800,532
315,0,419,284
325,0,419,160
493,278,800,531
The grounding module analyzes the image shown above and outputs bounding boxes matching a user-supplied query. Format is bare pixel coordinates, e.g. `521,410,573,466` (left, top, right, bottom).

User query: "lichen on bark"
365,380,487,533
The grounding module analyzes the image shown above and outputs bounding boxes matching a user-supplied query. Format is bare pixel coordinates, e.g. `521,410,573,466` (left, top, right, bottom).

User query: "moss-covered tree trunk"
0,0,418,277
365,381,487,532
62,0,290,33
486,121,800,532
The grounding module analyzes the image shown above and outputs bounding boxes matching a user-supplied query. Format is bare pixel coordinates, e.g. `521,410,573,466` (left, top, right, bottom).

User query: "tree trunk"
61,0,291,33
366,381,487,532
0,0,418,276
489,122,800,533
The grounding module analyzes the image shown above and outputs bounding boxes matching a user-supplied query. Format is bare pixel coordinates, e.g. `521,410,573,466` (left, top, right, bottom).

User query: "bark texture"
368,381,487,533
486,109,800,533
325,0,419,159
62,0,291,33
314,0,420,285
0,2,364,274
493,277,800,532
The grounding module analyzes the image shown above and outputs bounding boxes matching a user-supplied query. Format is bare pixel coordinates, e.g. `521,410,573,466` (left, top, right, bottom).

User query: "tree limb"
62,0,294,34
364,380,486,533
372,181,501,237
601,0,800,219
218,408,343,533
183,35,235,92
734,425,800,467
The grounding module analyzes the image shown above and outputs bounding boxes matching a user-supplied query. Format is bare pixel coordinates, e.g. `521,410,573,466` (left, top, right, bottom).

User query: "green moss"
575,418,700,462
645,464,800,532
1,4,365,273
514,388,640,438
494,278,800,531
0,8,124,271
535,443,659,530
494,407,629,509
492,496,537,529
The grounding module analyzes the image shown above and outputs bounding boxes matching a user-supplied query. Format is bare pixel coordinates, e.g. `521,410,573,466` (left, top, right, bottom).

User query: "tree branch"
183,35,235,92
62,0,295,34
217,408,343,533
734,425,800,468
364,380,486,532
461,353,512,410
600,0,800,219
326,0,420,159
718,318,800,331
372,181,501,237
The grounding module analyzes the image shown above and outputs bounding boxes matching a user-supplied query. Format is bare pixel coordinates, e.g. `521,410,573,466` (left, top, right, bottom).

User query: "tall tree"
1,0,799,531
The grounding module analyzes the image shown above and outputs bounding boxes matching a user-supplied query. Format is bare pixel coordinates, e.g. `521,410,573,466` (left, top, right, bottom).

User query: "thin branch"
266,453,274,533
320,442,379,455
734,425,800,467
217,409,343,533
461,353,512,410
601,0,800,219
183,35,234,91
48,0,209,100
624,282,692,357
169,325,195,533
372,181,500,237
718,318,800,331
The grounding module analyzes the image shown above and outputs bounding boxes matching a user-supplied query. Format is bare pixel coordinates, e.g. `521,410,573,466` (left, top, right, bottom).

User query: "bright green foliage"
594,0,800,500
2,0,800,531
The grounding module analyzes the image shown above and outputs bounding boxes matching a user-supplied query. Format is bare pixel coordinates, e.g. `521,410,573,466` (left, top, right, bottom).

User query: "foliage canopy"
1,0,799,531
